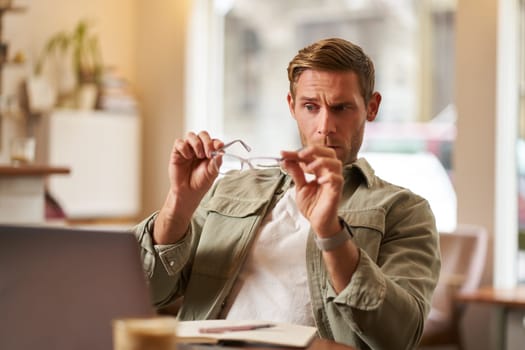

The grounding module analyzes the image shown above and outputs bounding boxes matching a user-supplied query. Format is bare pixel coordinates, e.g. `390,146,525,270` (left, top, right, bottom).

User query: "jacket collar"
343,157,375,188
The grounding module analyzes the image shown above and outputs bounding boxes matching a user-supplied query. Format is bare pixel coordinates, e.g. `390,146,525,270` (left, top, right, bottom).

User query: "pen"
199,323,275,334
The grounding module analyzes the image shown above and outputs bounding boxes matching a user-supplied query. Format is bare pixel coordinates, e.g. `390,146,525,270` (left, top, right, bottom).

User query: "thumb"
282,159,306,188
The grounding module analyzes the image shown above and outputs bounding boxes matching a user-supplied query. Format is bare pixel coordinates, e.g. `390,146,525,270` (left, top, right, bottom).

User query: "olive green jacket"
134,158,440,350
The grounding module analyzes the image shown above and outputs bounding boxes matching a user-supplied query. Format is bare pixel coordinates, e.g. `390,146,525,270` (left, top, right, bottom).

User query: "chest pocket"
339,208,385,262
194,196,269,277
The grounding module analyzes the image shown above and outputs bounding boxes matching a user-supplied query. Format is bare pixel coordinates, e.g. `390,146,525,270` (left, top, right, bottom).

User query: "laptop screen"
0,224,156,350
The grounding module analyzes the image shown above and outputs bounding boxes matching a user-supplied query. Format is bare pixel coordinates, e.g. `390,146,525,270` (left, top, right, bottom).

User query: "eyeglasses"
211,139,283,178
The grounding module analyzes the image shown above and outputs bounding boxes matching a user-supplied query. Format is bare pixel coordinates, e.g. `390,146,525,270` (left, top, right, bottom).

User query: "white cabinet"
0,165,69,223
39,109,141,219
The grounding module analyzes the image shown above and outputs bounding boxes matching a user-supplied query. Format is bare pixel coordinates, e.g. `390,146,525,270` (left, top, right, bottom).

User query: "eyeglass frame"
210,139,283,176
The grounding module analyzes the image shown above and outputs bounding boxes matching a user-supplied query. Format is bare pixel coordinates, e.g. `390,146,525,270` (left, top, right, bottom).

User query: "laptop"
0,224,156,350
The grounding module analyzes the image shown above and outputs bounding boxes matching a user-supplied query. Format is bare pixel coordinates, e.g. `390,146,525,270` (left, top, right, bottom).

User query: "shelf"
0,6,27,14
0,164,70,176
0,59,25,66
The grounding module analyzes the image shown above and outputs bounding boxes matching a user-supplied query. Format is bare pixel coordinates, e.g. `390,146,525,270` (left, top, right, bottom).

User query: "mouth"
309,138,341,151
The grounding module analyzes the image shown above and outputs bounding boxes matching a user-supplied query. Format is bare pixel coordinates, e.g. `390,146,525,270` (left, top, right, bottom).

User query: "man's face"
287,69,381,165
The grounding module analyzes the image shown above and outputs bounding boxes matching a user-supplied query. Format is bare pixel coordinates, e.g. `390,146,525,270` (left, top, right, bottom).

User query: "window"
186,0,457,231
518,0,525,283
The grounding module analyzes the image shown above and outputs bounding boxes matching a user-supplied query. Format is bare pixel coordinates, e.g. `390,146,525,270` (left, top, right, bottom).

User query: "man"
135,38,440,350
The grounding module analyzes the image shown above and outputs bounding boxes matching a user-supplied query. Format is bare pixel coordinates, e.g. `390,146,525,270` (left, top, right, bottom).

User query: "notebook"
0,224,156,350
176,319,318,348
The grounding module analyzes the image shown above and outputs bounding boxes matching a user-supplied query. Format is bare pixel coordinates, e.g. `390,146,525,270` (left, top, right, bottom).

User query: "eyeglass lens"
212,154,280,175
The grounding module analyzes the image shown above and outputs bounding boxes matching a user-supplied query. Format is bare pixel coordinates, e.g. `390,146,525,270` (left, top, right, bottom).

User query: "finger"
300,157,342,188
186,132,207,159
281,149,301,161
316,171,344,187
212,138,224,149
303,157,342,175
207,137,225,173
282,146,336,168
205,137,225,158
298,145,337,161
281,159,307,187
172,138,195,160
197,131,222,158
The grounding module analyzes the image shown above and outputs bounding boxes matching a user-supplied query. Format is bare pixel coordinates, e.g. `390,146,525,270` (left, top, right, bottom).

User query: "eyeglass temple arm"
217,139,252,153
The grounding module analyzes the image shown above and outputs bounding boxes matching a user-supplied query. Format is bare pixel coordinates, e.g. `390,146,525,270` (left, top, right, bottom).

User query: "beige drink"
113,317,177,350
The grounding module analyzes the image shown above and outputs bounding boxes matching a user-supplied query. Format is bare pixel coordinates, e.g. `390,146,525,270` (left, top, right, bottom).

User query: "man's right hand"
154,131,223,245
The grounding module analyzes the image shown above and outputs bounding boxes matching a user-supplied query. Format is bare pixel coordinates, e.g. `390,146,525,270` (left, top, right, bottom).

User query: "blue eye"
305,104,317,111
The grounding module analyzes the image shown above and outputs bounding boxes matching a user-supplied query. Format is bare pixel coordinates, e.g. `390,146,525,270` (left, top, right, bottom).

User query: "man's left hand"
281,145,343,237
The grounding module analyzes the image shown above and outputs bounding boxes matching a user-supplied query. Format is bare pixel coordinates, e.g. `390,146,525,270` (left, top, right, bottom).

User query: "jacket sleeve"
133,188,214,308
133,212,193,307
321,196,440,350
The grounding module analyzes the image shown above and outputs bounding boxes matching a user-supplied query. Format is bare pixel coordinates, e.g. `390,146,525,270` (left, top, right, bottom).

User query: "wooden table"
0,164,70,223
456,286,525,350
179,339,357,350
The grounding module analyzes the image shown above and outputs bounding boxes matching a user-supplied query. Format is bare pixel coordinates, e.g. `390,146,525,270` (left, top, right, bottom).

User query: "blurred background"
0,0,524,349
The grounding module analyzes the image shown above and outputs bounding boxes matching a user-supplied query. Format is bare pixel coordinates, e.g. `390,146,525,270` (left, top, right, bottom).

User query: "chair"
419,224,488,349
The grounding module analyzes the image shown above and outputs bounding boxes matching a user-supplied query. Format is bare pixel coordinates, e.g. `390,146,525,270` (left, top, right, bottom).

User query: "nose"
317,109,336,136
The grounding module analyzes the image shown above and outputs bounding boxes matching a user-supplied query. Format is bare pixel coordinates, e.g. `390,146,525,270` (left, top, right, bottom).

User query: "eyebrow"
330,102,355,108
297,96,319,103
297,96,355,107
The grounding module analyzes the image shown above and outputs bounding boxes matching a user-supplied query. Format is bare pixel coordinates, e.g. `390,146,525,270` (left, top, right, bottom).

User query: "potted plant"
33,19,103,110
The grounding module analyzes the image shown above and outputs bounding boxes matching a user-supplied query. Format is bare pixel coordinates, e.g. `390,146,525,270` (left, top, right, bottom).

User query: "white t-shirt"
220,187,315,326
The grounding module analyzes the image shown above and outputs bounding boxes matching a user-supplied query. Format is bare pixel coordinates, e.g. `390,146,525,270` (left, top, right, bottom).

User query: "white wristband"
314,217,353,251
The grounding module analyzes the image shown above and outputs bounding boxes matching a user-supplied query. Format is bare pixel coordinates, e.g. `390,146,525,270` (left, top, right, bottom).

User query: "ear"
366,92,381,122
287,92,296,119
